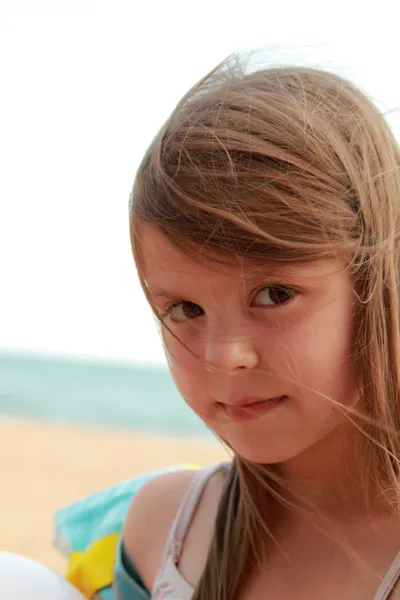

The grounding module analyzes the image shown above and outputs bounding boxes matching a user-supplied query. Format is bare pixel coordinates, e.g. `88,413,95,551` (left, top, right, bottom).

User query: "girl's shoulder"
53,462,230,598
122,469,200,589
123,462,229,591
53,464,203,598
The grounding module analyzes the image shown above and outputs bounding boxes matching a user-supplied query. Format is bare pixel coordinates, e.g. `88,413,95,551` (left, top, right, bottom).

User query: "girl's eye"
253,285,295,307
165,301,204,323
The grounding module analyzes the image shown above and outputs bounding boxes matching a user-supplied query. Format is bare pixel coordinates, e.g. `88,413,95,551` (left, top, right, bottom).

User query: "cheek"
268,302,355,396
163,328,207,406
163,327,201,367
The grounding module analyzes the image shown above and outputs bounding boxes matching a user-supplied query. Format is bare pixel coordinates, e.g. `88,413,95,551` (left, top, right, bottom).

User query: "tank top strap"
374,552,400,600
163,462,230,564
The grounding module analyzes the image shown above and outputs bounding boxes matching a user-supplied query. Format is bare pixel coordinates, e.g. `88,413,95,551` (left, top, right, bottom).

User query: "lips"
221,395,287,422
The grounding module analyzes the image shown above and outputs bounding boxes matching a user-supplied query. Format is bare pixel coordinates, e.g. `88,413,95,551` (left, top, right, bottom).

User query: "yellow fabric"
67,533,119,598
64,464,202,598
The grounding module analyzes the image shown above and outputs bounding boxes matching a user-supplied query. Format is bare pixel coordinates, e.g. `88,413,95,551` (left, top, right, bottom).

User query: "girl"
119,53,400,599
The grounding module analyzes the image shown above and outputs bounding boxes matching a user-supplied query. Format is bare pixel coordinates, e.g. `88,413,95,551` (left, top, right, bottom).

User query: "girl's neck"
275,421,386,516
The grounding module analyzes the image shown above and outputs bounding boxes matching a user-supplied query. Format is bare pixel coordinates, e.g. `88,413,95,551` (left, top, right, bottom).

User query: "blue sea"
0,352,210,437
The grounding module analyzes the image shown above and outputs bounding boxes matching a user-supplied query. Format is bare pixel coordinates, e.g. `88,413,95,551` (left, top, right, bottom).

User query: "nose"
204,334,259,375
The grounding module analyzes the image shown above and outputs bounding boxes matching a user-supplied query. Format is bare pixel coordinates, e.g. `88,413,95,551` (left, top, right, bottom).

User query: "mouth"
220,395,288,422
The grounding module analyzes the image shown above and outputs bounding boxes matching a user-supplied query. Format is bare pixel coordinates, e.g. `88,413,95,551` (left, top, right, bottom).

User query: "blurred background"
0,0,399,572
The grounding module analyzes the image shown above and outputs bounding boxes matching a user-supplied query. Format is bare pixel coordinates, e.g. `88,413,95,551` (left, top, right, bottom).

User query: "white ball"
0,552,86,599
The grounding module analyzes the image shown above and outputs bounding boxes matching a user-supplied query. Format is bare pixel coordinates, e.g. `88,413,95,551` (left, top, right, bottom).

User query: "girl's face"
140,224,358,465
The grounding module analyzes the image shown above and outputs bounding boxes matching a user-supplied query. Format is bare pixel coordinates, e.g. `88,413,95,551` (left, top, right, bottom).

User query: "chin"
218,432,301,465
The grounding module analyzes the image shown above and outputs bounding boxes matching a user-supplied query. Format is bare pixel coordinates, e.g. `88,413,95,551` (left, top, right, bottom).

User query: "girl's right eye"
164,301,205,323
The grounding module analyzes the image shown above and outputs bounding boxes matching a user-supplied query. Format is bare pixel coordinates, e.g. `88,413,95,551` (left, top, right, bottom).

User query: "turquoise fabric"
113,538,150,599
94,588,115,600
53,466,188,599
54,468,179,555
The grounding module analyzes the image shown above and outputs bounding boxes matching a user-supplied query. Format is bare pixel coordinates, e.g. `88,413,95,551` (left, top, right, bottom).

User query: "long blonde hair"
129,54,400,599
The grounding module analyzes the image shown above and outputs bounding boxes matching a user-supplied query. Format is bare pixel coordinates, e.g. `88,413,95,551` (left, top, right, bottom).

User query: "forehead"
137,223,346,287
139,223,243,279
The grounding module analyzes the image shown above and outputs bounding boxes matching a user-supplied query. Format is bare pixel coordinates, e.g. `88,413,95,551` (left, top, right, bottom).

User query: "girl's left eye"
253,285,296,307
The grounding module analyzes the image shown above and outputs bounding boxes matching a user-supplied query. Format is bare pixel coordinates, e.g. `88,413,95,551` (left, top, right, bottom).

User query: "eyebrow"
147,286,178,299
146,272,289,300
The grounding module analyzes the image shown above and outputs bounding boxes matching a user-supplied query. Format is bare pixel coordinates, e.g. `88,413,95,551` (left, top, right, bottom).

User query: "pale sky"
0,0,399,365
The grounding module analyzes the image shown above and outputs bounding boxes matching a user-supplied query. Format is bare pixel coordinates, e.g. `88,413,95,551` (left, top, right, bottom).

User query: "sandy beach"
0,416,228,574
